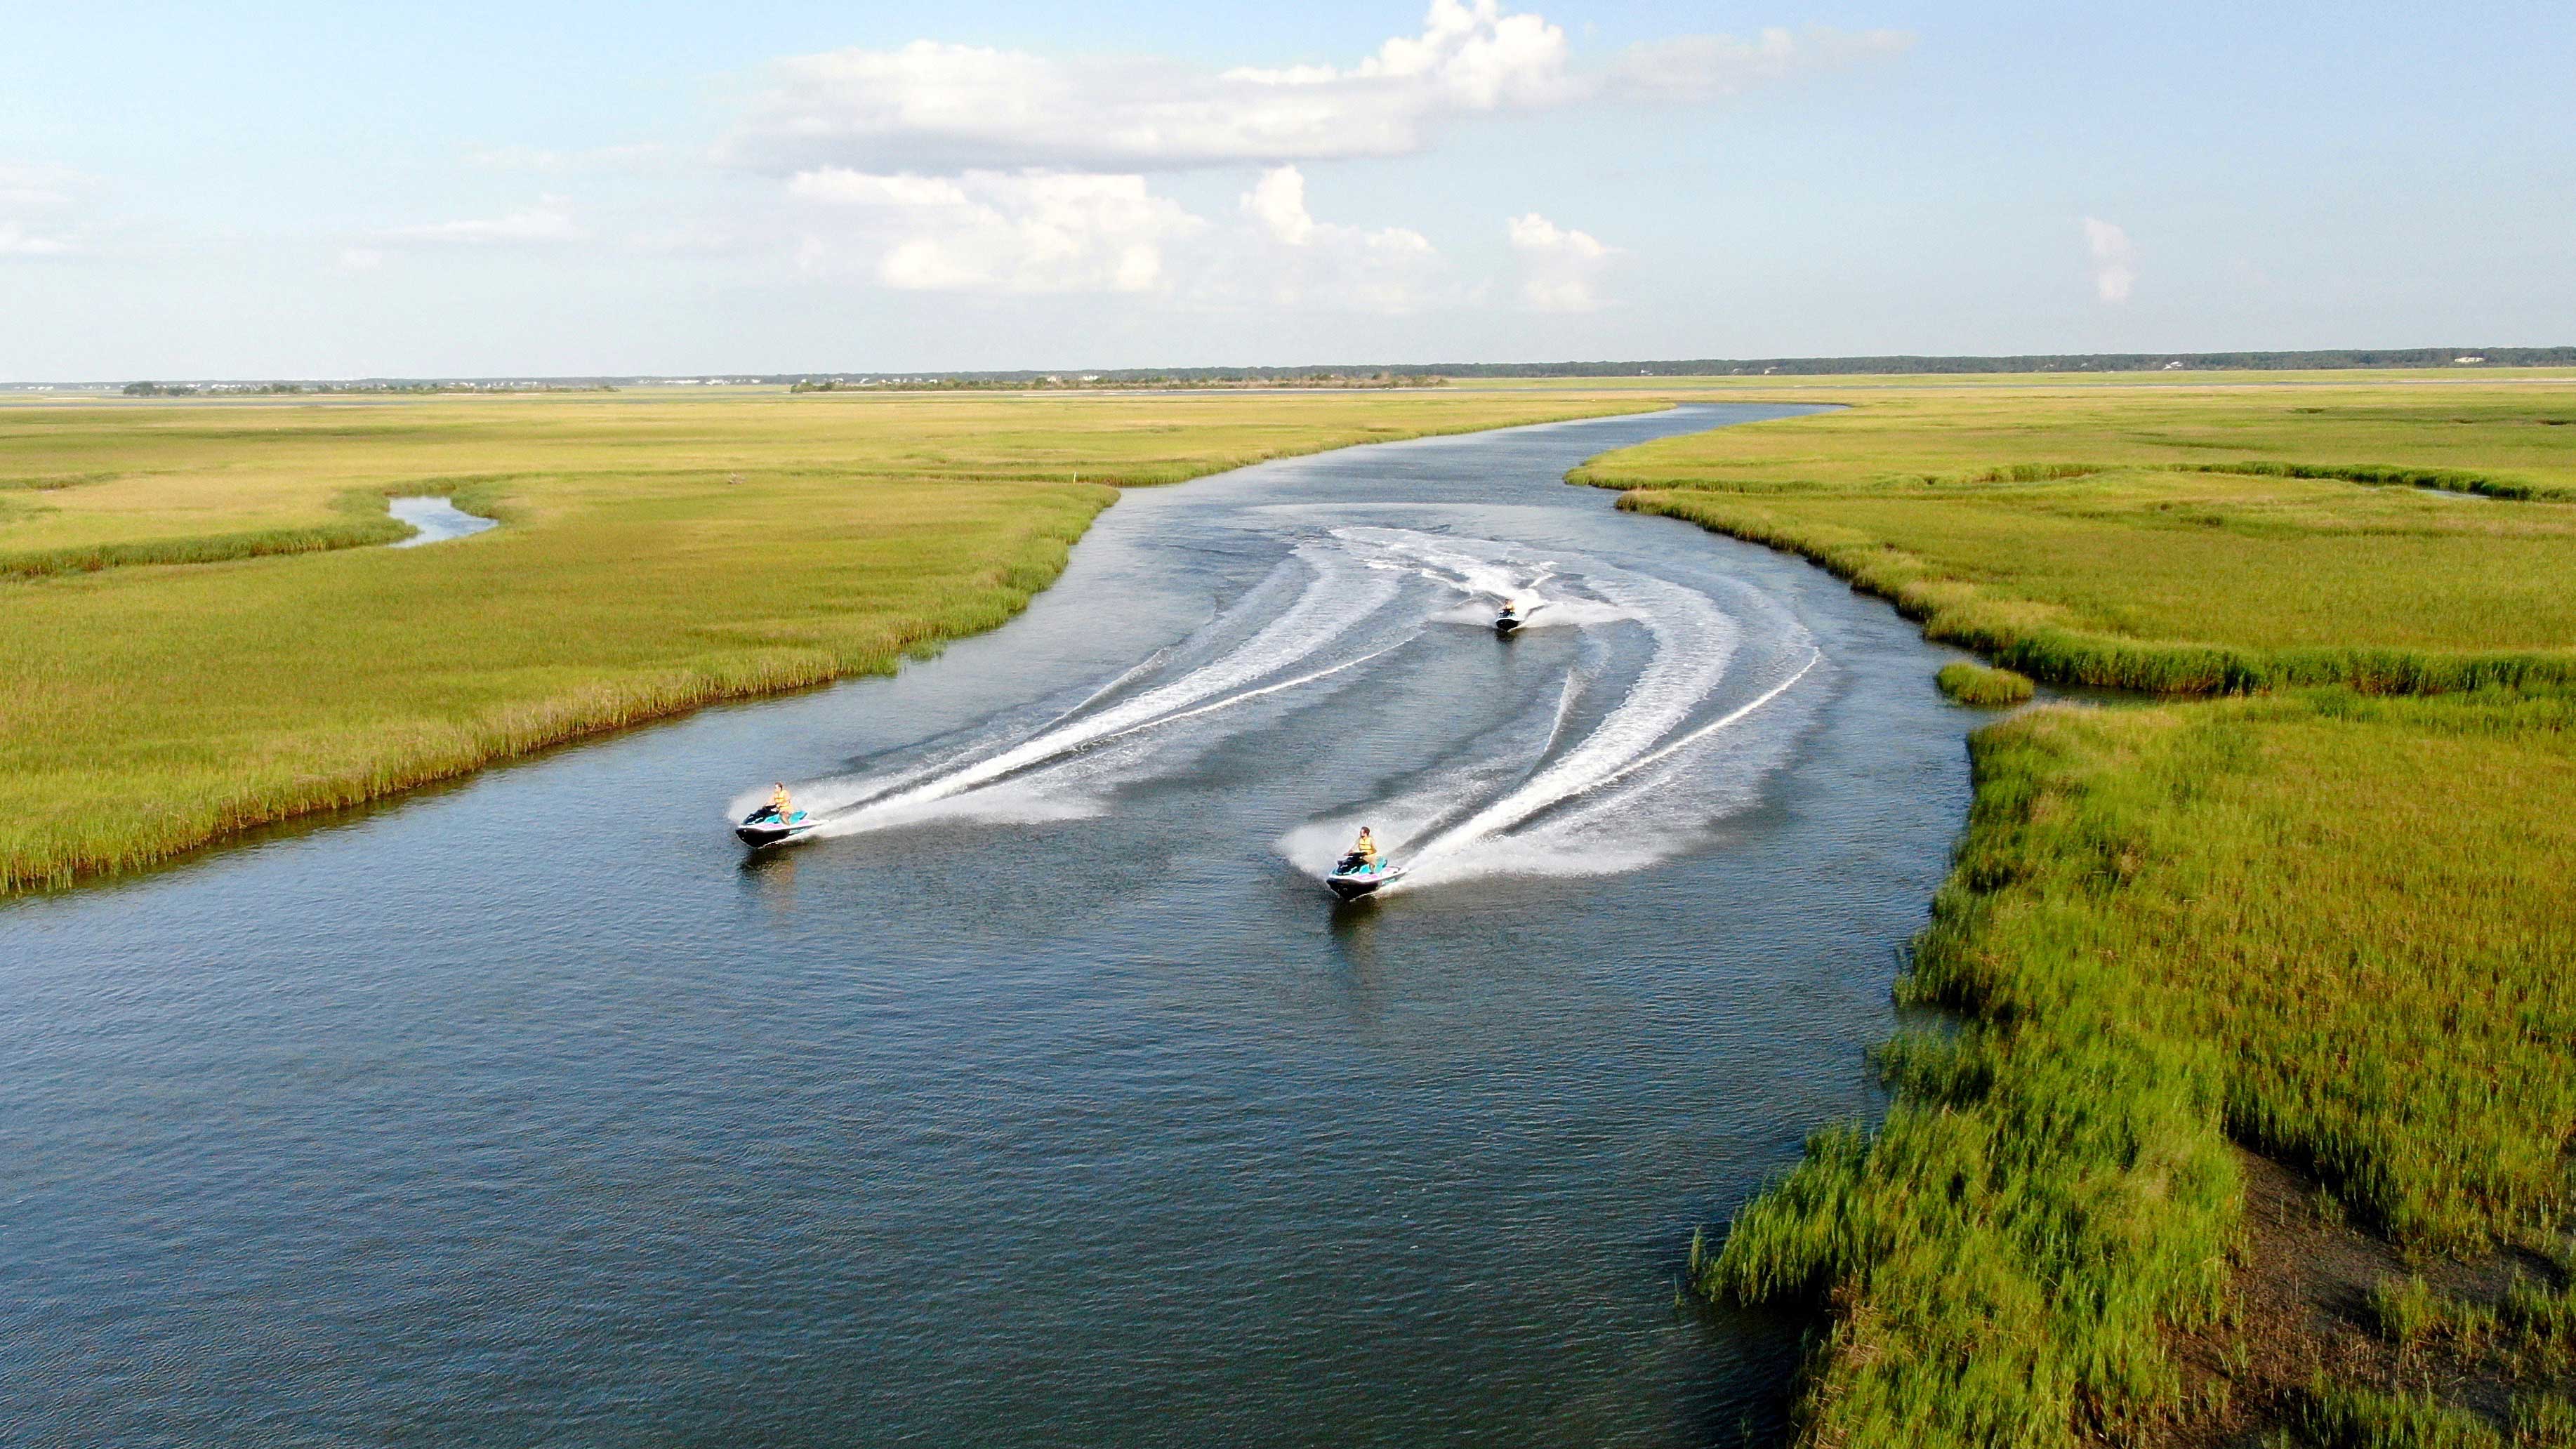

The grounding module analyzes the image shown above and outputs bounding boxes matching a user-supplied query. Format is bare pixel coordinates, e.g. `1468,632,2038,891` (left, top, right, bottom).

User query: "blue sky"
5,1,2571,378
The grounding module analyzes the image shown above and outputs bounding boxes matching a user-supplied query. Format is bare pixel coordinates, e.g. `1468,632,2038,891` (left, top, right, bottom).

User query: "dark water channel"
1,406,1977,1447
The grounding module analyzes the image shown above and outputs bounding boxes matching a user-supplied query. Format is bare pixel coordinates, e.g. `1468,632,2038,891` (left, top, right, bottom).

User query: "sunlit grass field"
1702,694,2576,1445
0,388,1659,891
1583,383,2576,692
1569,376,2576,1446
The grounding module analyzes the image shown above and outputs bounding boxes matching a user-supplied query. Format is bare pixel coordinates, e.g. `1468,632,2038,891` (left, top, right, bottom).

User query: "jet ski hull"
1493,616,1521,635
1327,864,1406,901
735,807,815,847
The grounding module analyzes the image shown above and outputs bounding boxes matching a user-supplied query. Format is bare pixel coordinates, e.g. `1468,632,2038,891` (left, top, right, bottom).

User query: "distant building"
2454,355,2488,364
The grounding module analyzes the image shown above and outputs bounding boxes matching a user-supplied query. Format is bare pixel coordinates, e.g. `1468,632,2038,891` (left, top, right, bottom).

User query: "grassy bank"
1700,694,2576,1443
1580,383,2576,696
1,388,1659,892
1567,376,2576,1445
1935,661,2033,706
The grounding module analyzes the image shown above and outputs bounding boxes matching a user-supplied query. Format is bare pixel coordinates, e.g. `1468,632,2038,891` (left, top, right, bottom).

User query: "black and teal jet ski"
735,802,817,847
1494,599,1524,635
1326,851,1406,901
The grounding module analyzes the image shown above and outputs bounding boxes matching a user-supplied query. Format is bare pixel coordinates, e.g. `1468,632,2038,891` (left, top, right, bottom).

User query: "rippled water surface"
1,407,1976,1447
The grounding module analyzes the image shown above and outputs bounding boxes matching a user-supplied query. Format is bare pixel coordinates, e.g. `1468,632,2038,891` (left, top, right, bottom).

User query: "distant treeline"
790,372,1446,392
1400,347,2576,376
87,348,2574,398
784,348,2575,385
120,381,617,397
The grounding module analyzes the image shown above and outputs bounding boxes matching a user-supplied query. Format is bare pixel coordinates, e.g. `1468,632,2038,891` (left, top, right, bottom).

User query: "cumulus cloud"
1234,166,1444,312
383,200,583,246
725,2,1905,173
1507,211,1612,310
784,161,1447,311
790,168,1202,293
2084,216,2135,303
713,6,1909,305
1241,166,1319,246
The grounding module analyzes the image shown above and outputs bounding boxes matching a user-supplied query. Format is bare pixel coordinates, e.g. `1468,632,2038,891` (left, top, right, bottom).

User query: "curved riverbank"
0,391,1670,894
0,404,1979,1447
1563,379,2576,1448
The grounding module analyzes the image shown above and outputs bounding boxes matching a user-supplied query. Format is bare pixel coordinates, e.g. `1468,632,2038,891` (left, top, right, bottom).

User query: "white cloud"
791,168,1202,293
1335,0,1575,107
1233,166,1444,313
1242,166,1319,246
786,161,1446,311
1507,211,1613,310
1609,26,1913,101
726,3,1902,173
383,200,583,246
2084,216,2135,303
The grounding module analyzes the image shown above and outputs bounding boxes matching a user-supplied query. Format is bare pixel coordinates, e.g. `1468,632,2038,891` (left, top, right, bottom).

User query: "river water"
0,406,1976,1448
387,494,498,547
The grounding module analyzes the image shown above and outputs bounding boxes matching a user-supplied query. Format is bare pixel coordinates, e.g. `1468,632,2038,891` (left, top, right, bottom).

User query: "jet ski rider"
769,781,793,821
1350,826,1380,868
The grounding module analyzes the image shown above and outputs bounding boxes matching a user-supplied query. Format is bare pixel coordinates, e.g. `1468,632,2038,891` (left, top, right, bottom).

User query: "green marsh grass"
2513,1394,2576,1445
1576,375,2576,1443
2291,1380,2508,1448
1694,691,2576,1445
2502,1276,2576,1374
1581,381,2576,694
1935,660,2033,706
0,388,1660,891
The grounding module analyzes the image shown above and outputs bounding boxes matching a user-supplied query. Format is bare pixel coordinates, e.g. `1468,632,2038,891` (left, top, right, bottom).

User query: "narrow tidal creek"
387,494,498,546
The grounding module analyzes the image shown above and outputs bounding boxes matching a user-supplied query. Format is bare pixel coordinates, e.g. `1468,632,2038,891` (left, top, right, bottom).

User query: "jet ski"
1494,600,1524,635
1326,851,1407,901
735,803,817,847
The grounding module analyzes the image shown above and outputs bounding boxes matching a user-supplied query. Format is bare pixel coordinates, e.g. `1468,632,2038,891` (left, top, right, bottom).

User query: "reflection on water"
0,407,1976,1448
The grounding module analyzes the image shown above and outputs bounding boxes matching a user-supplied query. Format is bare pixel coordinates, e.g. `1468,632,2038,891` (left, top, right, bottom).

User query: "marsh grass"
1571,385,2576,496
2289,1380,2507,1448
1585,377,2576,1444
1698,692,2576,1446
2366,1276,2500,1356
1583,381,2576,694
2513,1394,2576,1445
1935,661,2033,706
0,485,425,577
1,389,1657,891
2501,1276,2576,1375
1617,477,2576,694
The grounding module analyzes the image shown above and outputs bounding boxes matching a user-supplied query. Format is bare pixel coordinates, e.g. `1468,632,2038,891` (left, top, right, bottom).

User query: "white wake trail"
820,543,1405,828
1412,568,1738,857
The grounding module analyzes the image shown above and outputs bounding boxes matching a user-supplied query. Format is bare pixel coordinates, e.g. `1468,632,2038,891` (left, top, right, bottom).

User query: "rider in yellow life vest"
1351,826,1379,866
770,782,793,819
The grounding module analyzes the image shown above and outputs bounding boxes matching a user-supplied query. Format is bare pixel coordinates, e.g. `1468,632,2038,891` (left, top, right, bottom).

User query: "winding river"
1,406,1975,1447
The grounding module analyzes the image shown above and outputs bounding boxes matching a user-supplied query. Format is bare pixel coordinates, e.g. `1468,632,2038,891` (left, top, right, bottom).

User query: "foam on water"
741,525,1821,888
